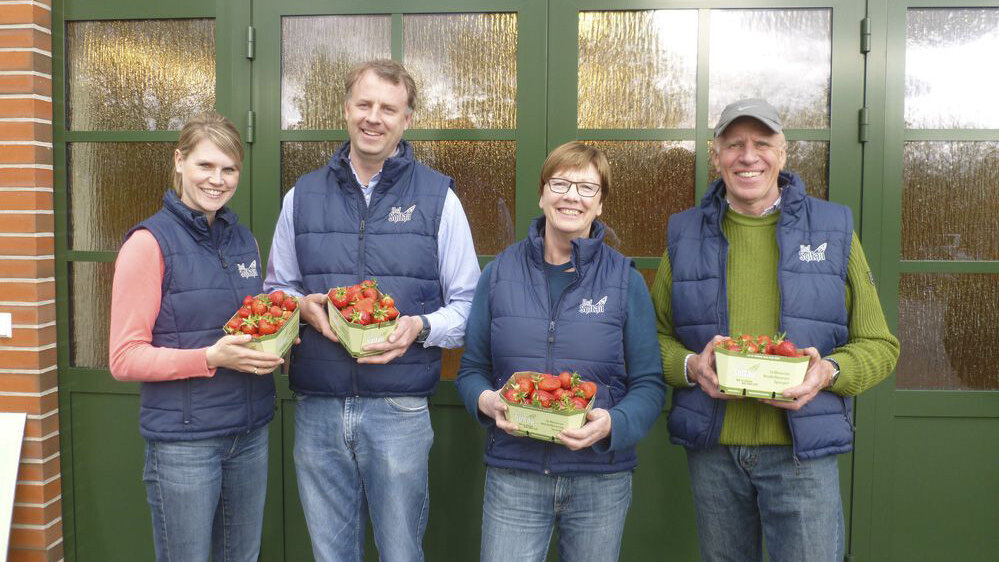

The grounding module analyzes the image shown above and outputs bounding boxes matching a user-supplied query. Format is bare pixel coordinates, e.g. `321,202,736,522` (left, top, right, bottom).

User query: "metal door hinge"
860,17,871,54
247,26,256,60
246,110,255,144
859,107,870,143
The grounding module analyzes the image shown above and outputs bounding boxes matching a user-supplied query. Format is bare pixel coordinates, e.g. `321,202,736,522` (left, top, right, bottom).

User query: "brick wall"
0,1,62,561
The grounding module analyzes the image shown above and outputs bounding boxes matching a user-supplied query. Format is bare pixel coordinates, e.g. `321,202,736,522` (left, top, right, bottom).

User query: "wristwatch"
415,315,431,344
826,358,841,387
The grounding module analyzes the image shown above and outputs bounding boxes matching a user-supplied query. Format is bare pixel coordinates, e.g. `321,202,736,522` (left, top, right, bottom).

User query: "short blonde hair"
539,142,611,202
344,59,417,114
172,112,243,195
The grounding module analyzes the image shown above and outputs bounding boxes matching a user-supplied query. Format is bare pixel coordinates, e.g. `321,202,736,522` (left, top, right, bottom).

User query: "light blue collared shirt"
264,151,480,349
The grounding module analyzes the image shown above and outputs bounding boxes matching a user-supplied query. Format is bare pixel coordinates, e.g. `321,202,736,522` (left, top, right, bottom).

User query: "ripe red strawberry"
237,307,251,319
559,371,573,389
257,320,277,336
578,381,597,400
329,288,349,309
268,290,285,307
283,298,298,311
384,306,399,321
269,305,283,317
532,389,554,408
774,340,800,357
571,396,588,409
538,375,561,392
242,295,255,306
379,295,395,309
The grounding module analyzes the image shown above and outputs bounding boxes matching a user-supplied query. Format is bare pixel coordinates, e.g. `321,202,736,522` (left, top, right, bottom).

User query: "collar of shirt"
347,145,400,206
727,187,783,217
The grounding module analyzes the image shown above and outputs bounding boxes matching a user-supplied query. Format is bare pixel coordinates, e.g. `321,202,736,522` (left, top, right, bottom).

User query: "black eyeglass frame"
545,177,602,198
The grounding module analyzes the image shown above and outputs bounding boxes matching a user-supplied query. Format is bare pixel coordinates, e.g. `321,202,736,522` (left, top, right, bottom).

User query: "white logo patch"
579,296,607,314
798,243,828,263
237,259,258,279
388,204,416,223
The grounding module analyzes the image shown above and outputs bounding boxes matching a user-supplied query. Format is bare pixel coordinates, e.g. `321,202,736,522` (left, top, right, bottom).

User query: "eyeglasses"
546,177,601,198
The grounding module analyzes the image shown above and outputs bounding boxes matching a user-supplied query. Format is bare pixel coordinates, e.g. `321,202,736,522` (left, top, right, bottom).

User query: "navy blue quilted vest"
666,172,855,460
486,218,636,474
290,140,448,396
128,191,275,441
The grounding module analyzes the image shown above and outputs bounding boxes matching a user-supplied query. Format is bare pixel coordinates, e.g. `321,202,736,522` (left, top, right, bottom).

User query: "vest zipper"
542,253,582,474
217,248,228,268
353,186,369,396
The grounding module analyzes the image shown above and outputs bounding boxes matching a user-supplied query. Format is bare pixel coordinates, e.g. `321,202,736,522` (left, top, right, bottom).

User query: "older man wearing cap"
651,98,899,561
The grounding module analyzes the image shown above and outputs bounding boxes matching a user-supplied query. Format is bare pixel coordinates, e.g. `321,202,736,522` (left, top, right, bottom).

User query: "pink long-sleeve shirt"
108,229,216,381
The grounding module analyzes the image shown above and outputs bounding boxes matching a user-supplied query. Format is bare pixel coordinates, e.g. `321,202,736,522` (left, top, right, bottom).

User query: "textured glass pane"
585,141,695,257
902,142,999,260
404,13,517,129
282,16,391,130
898,273,999,389
906,9,999,129
281,141,340,196
69,143,176,251
411,141,516,255
66,19,215,131
70,261,113,369
709,10,830,129
281,141,515,256
708,140,828,200
578,10,697,129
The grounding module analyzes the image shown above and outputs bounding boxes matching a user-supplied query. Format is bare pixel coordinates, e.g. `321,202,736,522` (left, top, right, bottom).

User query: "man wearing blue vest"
264,59,480,562
652,98,899,562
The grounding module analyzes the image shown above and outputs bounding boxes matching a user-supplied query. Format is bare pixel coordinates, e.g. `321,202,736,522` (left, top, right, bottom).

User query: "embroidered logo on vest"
579,296,607,314
388,204,416,223
237,259,258,279
798,243,827,263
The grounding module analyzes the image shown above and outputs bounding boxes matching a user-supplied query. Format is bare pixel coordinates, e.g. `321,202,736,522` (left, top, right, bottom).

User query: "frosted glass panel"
709,10,830,129
404,13,517,129
67,19,216,131
71,261,113,369
281,141,514,255
902,142,999,260
411,141,516,255
281,141,340,196
578,10,697,129
898,273,999,389
585,141,696,257
282,16,391,130
69,143,176,251
906,9,999,129
708,141,828,201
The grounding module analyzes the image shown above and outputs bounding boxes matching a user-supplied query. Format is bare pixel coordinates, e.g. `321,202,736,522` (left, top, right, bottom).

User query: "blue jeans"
686,445,844,562
480,466,632,562
293,395,434,562
143,425,269,562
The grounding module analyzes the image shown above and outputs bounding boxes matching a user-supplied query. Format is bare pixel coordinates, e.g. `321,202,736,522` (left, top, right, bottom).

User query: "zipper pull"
548,321,555,343
359,219,365,239
217,248,228,268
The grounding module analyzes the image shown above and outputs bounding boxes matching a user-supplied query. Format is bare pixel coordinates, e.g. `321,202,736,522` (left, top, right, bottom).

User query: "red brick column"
0,1,62,561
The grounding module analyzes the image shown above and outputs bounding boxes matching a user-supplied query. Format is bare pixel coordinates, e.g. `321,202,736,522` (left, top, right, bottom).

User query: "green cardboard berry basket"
223,295,299,358
326,295,397,358
715,348,809,401
500,371,595,444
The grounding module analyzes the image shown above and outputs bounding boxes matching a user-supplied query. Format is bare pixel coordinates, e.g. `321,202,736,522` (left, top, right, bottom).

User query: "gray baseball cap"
713,98,783,137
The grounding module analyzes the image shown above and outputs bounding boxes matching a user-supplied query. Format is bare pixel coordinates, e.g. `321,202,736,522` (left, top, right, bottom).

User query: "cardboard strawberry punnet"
222,291,300,358
326,279,399,358
714,333,809,401
499,370,597,444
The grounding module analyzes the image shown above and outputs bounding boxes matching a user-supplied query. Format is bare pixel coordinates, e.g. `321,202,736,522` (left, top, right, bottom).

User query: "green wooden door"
855,1,999,560
53,0,253,559
248,1,547,559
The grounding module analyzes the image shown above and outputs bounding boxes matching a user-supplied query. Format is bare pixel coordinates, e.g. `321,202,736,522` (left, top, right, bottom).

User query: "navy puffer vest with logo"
667,172,855,460
290,140,448,396
486,218,636,474
129,191,275,441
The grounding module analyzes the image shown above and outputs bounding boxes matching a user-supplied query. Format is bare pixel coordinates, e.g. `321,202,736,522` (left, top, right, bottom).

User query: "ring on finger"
253,367,258,375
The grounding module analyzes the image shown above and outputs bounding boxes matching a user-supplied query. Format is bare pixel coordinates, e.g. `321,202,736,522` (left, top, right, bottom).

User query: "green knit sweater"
652,209,900,445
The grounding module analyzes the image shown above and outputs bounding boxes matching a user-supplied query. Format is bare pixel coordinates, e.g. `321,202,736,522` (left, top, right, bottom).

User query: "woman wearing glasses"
456,141,666,561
